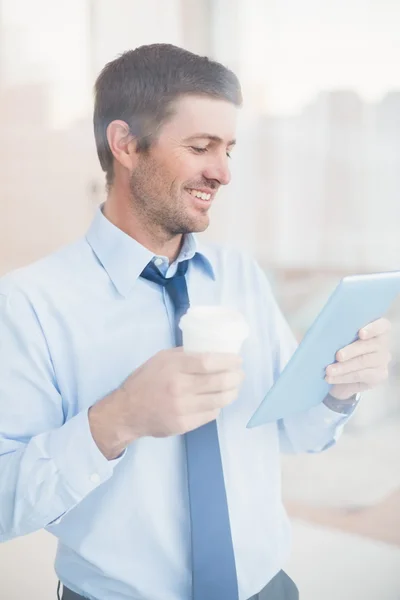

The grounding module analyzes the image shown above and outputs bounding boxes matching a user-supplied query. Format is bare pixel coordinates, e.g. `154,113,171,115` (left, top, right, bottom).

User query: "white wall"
91,0,184,76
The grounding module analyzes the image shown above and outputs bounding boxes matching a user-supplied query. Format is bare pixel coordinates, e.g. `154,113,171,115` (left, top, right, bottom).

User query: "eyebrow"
184,134,236,146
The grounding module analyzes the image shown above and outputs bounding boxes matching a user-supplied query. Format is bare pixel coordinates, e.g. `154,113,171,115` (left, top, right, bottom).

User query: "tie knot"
140,259,189,287
140,259,190,347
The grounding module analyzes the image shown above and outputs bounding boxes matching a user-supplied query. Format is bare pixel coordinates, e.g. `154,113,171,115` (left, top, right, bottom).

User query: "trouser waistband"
60,569,299,600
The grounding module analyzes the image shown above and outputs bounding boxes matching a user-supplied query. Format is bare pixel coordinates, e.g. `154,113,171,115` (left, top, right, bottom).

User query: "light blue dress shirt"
0,207,352,600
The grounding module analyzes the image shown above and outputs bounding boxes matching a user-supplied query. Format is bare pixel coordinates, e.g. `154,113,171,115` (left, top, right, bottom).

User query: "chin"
172,213,209,234
190,216,210,233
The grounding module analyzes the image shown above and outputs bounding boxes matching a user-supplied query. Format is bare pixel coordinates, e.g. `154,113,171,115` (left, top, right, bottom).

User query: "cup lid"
179,305,249,339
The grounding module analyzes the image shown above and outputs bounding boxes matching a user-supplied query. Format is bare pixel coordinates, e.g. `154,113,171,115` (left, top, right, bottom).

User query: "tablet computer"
247,271,400,428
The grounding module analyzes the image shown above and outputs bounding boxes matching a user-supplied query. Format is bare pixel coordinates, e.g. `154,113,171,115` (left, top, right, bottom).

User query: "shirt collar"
85,205,215,297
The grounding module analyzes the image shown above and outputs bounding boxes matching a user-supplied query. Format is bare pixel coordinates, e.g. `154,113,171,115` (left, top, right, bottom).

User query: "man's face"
129,95,238,236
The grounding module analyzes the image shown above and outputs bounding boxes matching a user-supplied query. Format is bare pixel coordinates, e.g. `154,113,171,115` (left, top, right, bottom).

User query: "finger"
329,382,370,399
185,409,221,432
336,338,386,362
358,317,391,340
192,388,240,413
181,352,242,374
326,350,392,377
191,369,245,395
325,366,389,386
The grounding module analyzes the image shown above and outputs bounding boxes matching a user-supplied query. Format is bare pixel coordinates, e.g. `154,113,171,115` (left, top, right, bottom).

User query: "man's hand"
89,348,244,459
325,317,392,401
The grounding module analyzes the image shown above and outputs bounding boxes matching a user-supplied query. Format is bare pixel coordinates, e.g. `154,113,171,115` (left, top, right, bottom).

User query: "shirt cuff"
301,400,358,451
303,400,351,428
323,392,361,416
46,409,125,502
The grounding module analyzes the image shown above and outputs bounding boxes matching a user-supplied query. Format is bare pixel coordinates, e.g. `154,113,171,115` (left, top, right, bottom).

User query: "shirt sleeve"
0,287,123,542
253,263,357,454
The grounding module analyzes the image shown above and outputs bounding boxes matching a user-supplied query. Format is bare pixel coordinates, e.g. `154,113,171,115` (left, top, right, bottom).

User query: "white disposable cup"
179,306,249,354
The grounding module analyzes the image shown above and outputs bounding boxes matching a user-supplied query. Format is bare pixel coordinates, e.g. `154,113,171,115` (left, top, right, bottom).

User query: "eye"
226,151,232,159
190,146,208,154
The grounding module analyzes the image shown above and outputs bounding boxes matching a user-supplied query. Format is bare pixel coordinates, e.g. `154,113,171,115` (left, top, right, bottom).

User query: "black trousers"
60,570,299,600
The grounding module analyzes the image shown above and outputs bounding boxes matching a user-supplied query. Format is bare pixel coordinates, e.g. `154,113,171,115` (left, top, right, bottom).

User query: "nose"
203,155,231,186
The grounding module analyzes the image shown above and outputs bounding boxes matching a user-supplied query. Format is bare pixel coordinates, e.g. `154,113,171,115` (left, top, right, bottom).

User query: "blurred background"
0,0,399,598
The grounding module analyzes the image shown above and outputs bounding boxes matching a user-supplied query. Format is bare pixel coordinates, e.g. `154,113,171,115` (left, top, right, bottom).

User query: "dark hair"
93,43,242,187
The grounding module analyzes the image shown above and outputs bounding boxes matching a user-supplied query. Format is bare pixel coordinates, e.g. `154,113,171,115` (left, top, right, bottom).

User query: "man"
0,44,391,600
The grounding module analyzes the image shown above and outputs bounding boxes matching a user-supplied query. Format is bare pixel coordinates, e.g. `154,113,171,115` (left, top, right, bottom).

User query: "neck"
103,183,183,262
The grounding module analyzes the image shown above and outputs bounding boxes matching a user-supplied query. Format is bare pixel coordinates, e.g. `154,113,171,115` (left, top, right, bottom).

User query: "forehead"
160,95,238,143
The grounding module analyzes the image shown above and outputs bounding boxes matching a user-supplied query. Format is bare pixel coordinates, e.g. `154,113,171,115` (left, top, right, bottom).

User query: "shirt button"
90,473,101,484
154,258,163,267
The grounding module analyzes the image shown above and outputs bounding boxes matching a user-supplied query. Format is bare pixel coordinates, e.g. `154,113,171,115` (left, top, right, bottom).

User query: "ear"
106,120,139,173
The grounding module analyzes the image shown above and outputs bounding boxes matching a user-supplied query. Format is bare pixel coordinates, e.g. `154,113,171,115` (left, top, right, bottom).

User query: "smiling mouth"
186,188,213,201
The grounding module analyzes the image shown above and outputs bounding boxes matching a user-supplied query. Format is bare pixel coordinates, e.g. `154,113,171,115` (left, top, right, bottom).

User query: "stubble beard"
129,164,209,239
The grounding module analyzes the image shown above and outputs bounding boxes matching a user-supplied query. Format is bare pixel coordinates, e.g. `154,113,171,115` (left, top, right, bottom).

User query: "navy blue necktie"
140,260,239,600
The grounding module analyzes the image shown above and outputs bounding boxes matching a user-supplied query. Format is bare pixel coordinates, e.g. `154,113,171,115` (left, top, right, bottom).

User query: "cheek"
170,151,201,181
149,148,201,192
